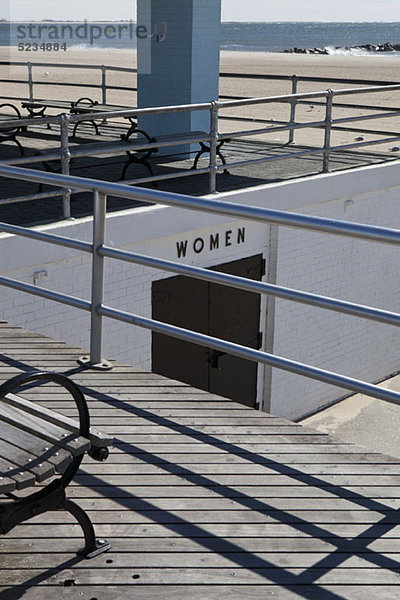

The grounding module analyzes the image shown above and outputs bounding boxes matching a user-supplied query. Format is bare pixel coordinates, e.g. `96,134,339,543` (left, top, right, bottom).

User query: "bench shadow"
1,356,400,598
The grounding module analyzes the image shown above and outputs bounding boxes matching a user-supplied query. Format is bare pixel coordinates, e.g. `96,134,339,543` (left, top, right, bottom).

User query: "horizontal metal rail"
2,165,400,247
0,61,137,72
0,79,138,93
99,304,400,407
0,190,61,205
0,275,91,312
0,101,212,130
219,114,400,139
220,96,400,113
101,246,400,327
219,72,400,87
0,77,399,214
214,139,400,173
1,166,400,408
0,220,92,253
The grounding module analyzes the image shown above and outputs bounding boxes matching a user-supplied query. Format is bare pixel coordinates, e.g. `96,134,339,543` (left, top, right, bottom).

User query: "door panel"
152,254,263,407
208,255,262,406
152,277,209,390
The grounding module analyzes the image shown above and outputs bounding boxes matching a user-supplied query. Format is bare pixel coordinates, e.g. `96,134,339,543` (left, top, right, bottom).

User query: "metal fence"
1,64,400,219
0,61,137,104
0,163,400,411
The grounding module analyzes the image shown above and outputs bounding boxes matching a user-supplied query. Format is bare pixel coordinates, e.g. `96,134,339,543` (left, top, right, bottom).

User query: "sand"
2,47,400,151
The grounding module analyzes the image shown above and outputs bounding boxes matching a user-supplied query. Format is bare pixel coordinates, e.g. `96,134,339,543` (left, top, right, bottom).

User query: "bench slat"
4,394,113,448
0,475,16,494
0,436,55,483
0,404,90,457
0,454,36,490
0,421,72,472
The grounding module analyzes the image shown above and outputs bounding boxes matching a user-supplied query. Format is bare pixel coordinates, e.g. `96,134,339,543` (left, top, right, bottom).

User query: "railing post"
322,89,334,173
60,114,72,219
101,66,107,105
27,63,34,101
78,190,112,370
288,74,298,144
209,101,219,194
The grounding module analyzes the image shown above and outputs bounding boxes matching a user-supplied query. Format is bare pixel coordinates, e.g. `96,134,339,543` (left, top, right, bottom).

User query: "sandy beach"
2,47,400,151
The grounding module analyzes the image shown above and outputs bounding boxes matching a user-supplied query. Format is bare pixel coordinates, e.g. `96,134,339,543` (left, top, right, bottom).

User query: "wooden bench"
21,97,137,137
36,125,156,181
37,127,228,184
154,130,229,172
0,103,24,157
0,371,113,559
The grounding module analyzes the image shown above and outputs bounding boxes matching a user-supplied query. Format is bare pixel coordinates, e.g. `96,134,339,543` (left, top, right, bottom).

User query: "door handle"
208,350,226,369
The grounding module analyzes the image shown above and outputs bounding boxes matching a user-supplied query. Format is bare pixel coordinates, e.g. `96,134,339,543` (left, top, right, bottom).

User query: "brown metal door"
152,254,263,407
152,277,209,390
208,255,263,407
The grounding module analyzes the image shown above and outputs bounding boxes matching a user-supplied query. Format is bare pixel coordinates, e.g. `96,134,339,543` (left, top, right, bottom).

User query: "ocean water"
221,22,400,55
1,21,400,55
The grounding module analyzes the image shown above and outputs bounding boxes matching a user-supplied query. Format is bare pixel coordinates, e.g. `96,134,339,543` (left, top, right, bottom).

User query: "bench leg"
64,499,110,559
72,120,100,138
121,151,154,181
13,137,24,158
192,141,230,175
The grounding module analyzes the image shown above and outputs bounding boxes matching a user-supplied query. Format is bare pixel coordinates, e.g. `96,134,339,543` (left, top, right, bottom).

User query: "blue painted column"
137,0,221,154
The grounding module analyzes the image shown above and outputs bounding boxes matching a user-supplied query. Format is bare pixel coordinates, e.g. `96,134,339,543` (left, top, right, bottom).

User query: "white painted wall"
1,160,400,420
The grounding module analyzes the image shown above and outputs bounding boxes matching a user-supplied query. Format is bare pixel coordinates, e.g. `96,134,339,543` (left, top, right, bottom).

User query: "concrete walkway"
301,373,400,460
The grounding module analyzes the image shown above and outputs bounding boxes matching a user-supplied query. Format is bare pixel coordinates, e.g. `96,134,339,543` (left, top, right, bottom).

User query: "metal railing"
1,163,400,410
3,60,399,108
0,61,137,104
1,80,400,219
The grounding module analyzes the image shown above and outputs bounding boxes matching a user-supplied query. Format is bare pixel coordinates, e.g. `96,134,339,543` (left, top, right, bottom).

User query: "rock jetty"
283,42,400,55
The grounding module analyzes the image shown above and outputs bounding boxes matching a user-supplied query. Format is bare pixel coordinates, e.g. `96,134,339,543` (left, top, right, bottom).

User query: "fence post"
27,63,34,101
288,74,298,144
322,89,334,173
78,190,112,370
60,114,72,219
209,101,219,194
101,66,107,105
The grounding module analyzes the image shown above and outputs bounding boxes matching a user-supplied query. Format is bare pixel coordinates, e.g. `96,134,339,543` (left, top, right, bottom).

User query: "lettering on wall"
176,227,246,258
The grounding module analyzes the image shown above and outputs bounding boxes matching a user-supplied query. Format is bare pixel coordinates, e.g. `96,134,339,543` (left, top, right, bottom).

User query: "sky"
2,0,400,22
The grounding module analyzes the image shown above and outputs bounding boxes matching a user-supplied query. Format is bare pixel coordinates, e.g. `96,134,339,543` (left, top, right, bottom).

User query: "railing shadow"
1,355,400,598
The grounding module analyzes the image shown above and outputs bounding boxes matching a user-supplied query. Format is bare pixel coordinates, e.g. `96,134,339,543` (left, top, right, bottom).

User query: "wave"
325,45,400,56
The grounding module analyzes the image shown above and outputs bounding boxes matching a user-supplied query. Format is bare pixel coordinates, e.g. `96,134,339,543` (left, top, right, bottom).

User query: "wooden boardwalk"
0,321,400,599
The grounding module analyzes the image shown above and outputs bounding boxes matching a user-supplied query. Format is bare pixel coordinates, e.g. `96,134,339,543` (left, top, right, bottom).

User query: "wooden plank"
2,565,400,585
66,483,400,499
106,443,368,455
2,322,400,599
21,507,400,525
2,550,400,569
10,522,400,539
72,472,400,487
112,435,340,444
0,454,35,490
0,474,16,493
0,586,377,600
0,436,55,482
3,393,114,448
0,422,72,471
105,450,397,464
55,425,327,436
3,535,400,554
0,404,90,456
72,496,400,512
82,462,400,476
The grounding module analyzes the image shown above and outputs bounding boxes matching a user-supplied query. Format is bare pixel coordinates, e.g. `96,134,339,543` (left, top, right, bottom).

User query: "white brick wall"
1,160,400,420
270,190,400,420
